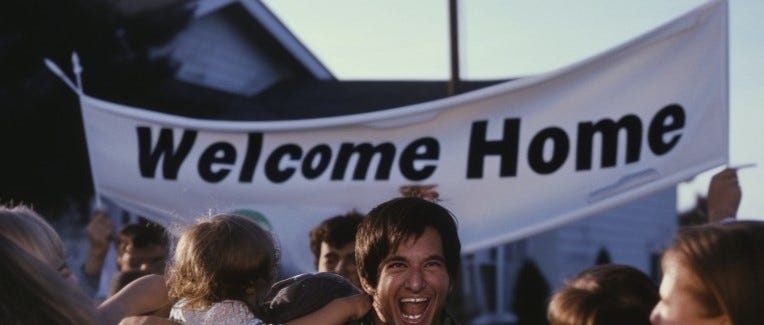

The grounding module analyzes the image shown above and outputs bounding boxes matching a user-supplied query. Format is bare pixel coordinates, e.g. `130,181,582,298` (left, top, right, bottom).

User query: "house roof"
122,0,513,121
194,0,332,80
150,78,509,120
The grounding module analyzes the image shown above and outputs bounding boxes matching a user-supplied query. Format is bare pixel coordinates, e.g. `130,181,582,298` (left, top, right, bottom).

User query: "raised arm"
285,293,371,325
707,168,741,223
83,210,114,276
97,274,174,325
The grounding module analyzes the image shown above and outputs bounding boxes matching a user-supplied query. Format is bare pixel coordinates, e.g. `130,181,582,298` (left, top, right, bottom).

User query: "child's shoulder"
171,299,263,325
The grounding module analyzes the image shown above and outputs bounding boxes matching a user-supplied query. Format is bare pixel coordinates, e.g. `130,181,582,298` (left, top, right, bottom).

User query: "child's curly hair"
166,214,279,313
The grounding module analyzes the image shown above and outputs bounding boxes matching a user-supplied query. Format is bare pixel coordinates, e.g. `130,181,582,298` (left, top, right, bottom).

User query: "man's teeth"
401,297,428,320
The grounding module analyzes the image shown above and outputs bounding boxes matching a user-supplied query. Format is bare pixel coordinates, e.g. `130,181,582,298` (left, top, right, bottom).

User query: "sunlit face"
362,227,450,325
650,255,730,325
118,244,167,273
318,241,360,288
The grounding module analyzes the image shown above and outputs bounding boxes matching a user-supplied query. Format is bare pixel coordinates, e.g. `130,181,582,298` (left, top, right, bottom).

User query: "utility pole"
448,0,460,96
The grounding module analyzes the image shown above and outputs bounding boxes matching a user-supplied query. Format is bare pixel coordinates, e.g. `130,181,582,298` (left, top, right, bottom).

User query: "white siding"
169,10,291,96
546,188,676,287
465,188,677,324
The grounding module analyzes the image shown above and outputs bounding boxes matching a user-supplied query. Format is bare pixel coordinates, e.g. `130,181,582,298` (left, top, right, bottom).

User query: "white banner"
72,0,726,272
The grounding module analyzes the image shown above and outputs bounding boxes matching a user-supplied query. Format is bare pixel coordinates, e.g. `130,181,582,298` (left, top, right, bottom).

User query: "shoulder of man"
355,311,374,325
356,310,460,325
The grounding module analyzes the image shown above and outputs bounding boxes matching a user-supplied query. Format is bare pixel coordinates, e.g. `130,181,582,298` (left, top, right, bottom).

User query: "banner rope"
43,58,78,93
44,53,102,209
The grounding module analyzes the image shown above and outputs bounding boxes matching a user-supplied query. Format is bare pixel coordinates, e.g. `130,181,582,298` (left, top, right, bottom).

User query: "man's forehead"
390,229,444,256
125,244,167,256
322,241,355,252
383,253,446,265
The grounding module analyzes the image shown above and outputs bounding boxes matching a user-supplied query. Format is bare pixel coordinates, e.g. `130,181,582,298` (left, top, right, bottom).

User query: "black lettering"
528,127,569,174
649,104,685,155
265,144,302,183
331,143,395,180
302,145,332,179
467,119,520,178
399,137,439,181
576,115,642,170
238,133,263,182
137,127,196,180
197,142,236,183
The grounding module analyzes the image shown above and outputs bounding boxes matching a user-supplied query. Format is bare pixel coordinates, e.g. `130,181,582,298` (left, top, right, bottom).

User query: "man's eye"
425,261,444,268
324,258,338,265
389,262,406,269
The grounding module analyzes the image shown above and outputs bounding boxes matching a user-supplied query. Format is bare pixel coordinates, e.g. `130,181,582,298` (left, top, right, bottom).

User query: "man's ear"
360,277,376,295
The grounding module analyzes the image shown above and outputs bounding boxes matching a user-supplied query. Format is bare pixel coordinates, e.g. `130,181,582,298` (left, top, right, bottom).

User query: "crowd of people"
1,168,762,325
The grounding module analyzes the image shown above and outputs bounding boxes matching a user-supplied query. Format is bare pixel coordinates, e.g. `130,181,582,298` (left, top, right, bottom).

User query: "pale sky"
262,0,764,219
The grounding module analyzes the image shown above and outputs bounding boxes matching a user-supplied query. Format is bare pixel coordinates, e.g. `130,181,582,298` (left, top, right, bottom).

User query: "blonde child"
166,213,368,324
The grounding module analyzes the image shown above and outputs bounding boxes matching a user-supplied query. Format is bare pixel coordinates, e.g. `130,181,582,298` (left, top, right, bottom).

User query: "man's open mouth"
400,297,430,322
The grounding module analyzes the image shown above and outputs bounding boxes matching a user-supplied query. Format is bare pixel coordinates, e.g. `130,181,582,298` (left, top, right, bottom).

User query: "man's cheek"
372,292,390,323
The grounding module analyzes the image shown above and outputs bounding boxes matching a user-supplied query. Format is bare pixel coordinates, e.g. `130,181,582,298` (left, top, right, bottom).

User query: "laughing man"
356,197,461,325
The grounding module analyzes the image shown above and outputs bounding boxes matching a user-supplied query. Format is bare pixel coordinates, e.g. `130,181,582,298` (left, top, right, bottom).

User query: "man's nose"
334,260,345,273
649,302,661,324
405,268,426,292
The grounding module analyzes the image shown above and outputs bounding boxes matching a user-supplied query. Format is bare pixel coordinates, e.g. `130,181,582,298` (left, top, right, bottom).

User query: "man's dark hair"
356,197,460,287
309,212,364,268
116,218,169,253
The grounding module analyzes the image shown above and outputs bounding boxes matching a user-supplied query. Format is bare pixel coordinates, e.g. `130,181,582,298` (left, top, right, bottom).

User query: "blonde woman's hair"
0,205,68,273
0,236,95,324
664,220,764,324
166,214,279,313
